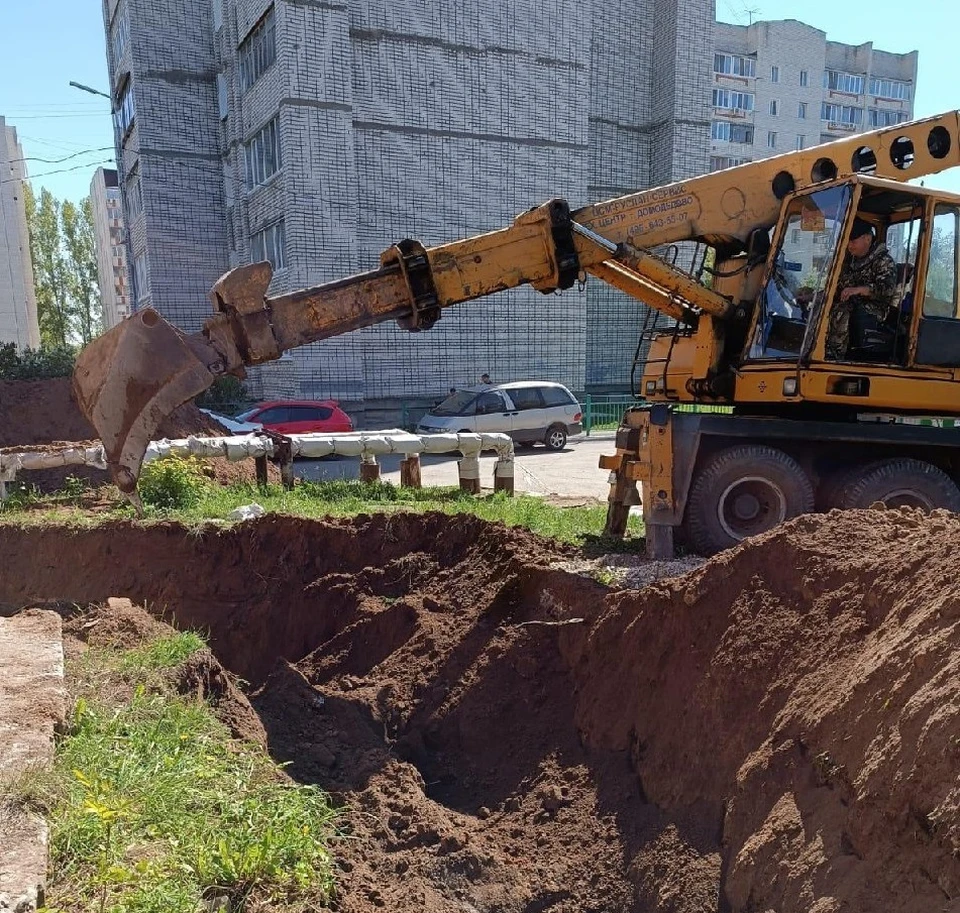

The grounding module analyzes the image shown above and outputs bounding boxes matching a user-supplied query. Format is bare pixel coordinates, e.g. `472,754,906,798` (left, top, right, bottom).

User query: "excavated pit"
3,510,960,912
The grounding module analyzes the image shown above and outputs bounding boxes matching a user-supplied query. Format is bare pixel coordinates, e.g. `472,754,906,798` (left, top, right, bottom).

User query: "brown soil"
0,377,278,491
58,597,265,744
0,377,226,448
2,509,959,912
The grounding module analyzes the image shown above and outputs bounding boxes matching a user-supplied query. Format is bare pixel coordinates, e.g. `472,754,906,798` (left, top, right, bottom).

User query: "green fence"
580,395,733,435
396,395,737,436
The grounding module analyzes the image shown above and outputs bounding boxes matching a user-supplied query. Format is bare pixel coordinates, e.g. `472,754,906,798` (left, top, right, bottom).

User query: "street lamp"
68,81,112,102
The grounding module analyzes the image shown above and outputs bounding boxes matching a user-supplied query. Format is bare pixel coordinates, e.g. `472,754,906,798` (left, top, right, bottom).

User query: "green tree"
23,186,104,347
24,185,72,348
62,197,103,344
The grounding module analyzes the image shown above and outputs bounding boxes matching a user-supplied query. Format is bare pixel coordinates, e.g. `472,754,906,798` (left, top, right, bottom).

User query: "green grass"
177,479,643,545
2,477,644,545
20,632,338,913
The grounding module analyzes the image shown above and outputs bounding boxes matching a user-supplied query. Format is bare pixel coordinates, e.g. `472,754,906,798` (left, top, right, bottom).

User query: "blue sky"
0,0,956,202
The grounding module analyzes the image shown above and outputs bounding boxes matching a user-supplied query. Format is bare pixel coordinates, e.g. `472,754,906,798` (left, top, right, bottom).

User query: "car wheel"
835,458,960,512
684,444,814,556
544,425,567,451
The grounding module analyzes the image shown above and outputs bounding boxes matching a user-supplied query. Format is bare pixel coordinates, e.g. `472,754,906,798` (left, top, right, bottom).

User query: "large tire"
685,445,815,556
544,424,567,451
835,458,960,512
816,464,862,510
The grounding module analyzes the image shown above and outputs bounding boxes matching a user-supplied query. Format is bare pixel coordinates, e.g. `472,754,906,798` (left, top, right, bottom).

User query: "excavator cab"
747,182,855,362
738,176,960,403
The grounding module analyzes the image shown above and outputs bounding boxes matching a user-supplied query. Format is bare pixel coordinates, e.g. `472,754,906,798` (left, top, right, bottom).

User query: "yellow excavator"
73,111,960,556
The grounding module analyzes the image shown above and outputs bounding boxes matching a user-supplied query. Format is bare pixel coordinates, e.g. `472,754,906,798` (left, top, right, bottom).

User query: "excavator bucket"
72,309,219,492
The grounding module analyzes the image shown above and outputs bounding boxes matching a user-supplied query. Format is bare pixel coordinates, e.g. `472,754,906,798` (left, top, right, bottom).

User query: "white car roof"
461,381,570,393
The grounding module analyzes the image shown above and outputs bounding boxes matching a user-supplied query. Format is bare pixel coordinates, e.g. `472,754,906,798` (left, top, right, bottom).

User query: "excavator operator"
826,217,898,360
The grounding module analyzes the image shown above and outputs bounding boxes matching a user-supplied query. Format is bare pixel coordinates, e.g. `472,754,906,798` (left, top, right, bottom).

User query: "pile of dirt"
2,509,959,911
0,378,226,448
0,377,272,491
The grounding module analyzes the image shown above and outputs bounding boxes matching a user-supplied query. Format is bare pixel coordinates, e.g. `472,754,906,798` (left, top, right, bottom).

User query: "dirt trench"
3,509,960,912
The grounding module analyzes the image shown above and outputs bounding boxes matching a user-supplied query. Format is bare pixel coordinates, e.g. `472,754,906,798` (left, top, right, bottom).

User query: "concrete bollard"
458,453,481,494
359,455,381,483
400,454,422,488
493,457,514,495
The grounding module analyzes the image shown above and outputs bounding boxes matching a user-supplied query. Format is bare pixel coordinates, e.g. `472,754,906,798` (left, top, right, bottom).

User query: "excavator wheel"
834,458,960,512
816,464,863,511
684,444,814,556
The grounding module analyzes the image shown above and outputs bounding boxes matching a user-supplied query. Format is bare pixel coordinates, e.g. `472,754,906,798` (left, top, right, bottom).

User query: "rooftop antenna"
743,4,761,24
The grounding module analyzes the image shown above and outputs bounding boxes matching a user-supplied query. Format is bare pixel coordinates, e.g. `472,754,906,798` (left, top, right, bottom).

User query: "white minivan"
416,381,583,450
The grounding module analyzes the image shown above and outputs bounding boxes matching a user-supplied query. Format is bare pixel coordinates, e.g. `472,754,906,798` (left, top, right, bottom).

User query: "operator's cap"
850,217,874,239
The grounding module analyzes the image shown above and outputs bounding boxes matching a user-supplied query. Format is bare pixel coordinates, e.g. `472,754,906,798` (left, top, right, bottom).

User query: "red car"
236,400,354,435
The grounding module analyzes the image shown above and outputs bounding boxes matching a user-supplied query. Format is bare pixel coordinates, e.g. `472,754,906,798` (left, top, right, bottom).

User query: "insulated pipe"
0,431,516,497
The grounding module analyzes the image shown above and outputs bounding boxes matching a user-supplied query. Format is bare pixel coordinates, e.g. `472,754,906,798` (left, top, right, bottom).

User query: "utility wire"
6,146,115,166
0,159,115,186
3,113,112,120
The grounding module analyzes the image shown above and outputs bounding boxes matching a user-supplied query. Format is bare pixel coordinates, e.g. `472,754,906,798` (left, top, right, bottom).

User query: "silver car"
416,381,583,450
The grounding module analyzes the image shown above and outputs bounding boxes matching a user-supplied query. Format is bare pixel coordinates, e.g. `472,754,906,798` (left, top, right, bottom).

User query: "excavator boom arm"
73,111,960,491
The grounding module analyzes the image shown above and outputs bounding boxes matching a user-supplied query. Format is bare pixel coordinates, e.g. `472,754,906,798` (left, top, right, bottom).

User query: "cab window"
915,204,960,368
749,184,853,360
922,205,959,318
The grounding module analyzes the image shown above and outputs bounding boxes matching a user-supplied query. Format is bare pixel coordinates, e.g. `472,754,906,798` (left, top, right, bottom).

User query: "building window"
714,53,756,78
126,171,143,217
212,0,223,30
797,102,807,119
868,108,909,128
111,6,129,63
800,69,809,87
216,73,229,120
824,69,864,95
712,89,755,112
250,220,286,270
821,103,863,126
244,117,281,189
114,79,136,138
796,135,806,150
771,65,780,83
710,155,750,171
239,6,276,92
869,77,911,101
769,99,779,116
711,121,754,144
767,131,777,148
133,252,149,303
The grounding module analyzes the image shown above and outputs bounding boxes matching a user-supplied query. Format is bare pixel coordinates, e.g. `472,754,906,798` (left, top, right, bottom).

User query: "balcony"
825,121,858,132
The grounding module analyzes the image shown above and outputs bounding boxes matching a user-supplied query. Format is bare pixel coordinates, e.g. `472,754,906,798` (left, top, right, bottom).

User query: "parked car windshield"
235,408,258,421
432,391,476,416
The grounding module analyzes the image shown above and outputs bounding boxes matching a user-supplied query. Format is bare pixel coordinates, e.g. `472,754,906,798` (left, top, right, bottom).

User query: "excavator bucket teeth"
72,309,218,493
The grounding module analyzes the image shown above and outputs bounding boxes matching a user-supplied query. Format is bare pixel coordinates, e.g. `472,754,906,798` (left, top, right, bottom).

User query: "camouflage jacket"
837,242,898,320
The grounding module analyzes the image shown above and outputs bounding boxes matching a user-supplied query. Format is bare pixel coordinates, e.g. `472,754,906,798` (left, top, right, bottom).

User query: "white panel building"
0,117,40,350
89,167,131,330
101,0,715,420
